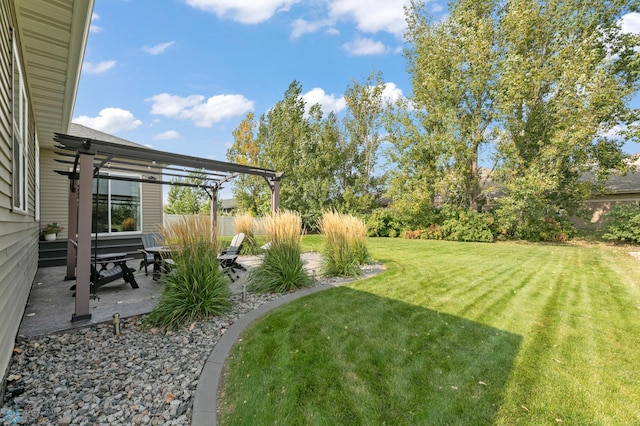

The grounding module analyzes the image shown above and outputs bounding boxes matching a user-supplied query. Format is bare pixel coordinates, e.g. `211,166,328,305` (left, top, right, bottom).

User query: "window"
92,173,142,234
35,133,40,220
12,34,28,212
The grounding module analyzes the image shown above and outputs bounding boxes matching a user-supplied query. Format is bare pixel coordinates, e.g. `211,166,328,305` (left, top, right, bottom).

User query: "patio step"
38,236,145,268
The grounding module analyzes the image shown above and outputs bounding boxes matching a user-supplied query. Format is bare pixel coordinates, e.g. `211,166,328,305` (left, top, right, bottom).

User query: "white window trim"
94,171,143,236
12,32,29,213
35,133,40,220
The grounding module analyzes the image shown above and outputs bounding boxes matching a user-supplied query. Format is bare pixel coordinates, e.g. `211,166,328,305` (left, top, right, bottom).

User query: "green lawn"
218,238,640,425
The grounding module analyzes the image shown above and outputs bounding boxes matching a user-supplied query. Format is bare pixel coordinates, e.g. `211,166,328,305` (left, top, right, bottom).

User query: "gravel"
1,265,381,425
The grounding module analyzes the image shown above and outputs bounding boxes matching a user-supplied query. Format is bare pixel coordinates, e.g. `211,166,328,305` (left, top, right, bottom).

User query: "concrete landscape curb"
191,282,346,426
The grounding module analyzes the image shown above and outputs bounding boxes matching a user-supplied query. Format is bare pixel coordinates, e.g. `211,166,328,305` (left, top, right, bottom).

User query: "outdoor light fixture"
112,313,121,335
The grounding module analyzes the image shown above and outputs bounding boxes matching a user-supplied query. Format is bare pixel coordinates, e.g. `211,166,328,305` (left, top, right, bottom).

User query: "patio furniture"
144,245,173,281
95,252,129,271
218,233,246,281
70,256,139,295
138,232,163,275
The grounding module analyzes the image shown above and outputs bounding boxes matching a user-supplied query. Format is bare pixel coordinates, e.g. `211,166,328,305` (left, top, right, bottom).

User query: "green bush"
602,203,640,244
366,209,405,237
146,241,231,330
494,197,576,242
439,210,495,242
248,243,311,293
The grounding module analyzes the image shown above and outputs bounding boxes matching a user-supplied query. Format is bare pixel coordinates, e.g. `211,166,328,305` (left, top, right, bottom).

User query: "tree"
403,0,498,211
493,0,640,237
227,112,270,215
383,98,440,228
258,81,342,228
340,71,388,213
395,0,639,239
163,170,212,215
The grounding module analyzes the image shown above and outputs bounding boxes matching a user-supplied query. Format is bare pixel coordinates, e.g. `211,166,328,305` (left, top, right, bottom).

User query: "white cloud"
329,0,410,36
147,93,254,127
302,88,346,114
291,18,336,39
143,41,176,55
73,108,142,134
380,82,404,105
620,12,640,34
90,12,102,33
83,60,117,74
154,130,180,140
343,37,387,56
147,93,204,117
185,0,300,24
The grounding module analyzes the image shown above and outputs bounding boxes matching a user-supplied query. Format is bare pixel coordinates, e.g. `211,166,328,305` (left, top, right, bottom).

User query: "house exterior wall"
142,181,162,233
572,193,640,230
0,1,40,381
39,147,164,238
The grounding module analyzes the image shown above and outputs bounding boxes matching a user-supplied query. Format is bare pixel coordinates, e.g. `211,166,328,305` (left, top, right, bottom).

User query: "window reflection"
92,175,141,234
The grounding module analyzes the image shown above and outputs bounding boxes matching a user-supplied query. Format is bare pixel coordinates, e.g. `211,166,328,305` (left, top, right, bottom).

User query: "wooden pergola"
53,132,284,322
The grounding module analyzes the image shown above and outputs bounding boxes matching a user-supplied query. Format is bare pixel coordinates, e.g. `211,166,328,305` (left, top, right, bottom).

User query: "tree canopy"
221,0,639,241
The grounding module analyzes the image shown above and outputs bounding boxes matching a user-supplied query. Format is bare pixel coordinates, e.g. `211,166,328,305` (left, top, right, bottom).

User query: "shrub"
439,210,495,243
366,208,405,237
248,210,310,293
320,211,369,277
146,215,231,330
421,224,442,240
602,203,640,244
234,213,261,255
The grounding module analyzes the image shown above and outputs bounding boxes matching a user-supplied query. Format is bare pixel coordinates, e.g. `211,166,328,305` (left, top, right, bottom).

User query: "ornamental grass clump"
146,215,231,330
234,213,260,255
248,210,310,293
320,211,369,277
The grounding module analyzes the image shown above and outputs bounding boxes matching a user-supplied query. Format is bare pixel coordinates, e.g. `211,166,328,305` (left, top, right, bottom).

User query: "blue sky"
72,0,434,161
72,0,640,200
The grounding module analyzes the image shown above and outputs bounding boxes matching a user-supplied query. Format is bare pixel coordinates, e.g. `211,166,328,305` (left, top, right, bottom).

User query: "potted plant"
43,222,63,241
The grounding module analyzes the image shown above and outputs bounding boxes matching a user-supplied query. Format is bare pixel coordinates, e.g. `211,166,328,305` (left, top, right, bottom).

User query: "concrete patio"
17,253,324,339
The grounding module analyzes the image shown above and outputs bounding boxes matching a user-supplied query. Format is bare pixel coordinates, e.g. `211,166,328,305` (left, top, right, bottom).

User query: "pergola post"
72,152,94,322
270,173,283,214
210,188,218,244
65,177,79,280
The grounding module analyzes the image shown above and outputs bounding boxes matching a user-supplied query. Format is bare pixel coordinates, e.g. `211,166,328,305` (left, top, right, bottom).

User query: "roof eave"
15,0,95,148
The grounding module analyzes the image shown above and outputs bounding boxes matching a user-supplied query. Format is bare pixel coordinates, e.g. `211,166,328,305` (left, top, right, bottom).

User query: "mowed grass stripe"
220,238,640,425
497,245,640,424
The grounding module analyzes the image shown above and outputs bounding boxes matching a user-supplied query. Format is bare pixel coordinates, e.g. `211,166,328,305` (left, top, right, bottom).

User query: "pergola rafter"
52,132,284,323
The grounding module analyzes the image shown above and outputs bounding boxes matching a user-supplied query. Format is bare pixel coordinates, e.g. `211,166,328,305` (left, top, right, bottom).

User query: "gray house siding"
142,181,163,233
0,0,39,381
39,146,163,238
40,147,69,238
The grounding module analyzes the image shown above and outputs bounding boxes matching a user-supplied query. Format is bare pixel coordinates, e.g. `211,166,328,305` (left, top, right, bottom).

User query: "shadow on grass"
219,286,522,425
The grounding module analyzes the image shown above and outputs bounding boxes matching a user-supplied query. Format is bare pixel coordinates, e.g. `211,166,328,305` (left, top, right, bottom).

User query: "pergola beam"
53,133,284,323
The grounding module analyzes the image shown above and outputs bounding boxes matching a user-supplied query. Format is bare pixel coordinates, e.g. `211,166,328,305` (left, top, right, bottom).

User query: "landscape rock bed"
1,263,382,425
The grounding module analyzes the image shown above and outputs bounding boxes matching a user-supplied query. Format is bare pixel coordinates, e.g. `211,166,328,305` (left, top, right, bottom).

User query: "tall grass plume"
248,210,310,293
146,215,231,329
320,211,369,277
234,213,260,255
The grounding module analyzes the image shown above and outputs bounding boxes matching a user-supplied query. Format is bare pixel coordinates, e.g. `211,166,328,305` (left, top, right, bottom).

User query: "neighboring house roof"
583,166,640,195
221,198,237,210
68,123,149,149
14,0,94,148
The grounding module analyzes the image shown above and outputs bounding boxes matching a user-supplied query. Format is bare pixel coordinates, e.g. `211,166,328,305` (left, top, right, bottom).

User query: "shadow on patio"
18,253,322,339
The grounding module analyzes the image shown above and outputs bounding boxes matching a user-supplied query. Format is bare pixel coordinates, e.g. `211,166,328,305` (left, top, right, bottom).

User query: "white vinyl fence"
163,214,265,237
